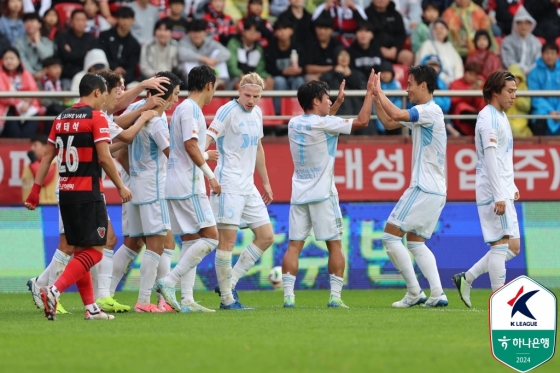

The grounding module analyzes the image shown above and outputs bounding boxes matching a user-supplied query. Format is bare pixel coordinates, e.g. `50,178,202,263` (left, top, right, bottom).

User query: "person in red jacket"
236,0,273,48
449,62,486,135
202,0,236,46
466,30,503,79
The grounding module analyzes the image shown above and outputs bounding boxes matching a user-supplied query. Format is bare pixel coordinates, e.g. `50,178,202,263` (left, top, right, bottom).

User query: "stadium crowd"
1,0,560,138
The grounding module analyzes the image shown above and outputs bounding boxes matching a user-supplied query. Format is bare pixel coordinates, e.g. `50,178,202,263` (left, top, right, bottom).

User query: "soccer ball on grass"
268,266,283,288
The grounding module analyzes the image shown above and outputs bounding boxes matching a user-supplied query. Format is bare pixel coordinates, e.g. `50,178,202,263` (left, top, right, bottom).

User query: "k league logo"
489,276,557,373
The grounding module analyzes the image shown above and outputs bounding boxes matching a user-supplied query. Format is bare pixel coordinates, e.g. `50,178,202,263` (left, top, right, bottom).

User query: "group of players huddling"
24,63,520,320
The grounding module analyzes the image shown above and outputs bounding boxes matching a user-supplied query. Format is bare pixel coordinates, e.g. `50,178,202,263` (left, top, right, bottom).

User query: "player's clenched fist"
119,185,133,203
209,178,221,196
206,150,219,162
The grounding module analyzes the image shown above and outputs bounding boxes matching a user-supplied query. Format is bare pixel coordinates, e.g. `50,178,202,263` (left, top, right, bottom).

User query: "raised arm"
256,140,273,205
350,69,376,131
372,71,404,130
111,76,170,114
329,80,346,116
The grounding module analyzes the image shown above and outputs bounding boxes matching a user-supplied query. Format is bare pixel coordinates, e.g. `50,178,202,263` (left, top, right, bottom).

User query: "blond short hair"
239,72,265,89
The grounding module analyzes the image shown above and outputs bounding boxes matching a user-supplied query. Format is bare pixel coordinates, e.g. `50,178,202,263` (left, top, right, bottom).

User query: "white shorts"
122,200,131,237
387,186,446,239
477,198,520,243
210,192,269,229
289,195,343,241
168,194,216,235
57,193,110,234
128,199,171,238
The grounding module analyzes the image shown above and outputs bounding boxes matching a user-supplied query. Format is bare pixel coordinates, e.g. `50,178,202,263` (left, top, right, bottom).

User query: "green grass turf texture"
1,289,558,373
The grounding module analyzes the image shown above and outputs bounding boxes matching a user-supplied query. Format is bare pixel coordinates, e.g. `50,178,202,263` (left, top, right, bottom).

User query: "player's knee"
256,233,274,249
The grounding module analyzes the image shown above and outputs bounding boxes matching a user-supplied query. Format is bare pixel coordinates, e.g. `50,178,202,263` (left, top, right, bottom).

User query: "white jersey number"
56,135,79,173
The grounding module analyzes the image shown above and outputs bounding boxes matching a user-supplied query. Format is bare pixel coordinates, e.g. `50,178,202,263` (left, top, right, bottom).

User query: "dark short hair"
297,80,329,111
153,19,172,34
70,9,87,20
115,6,134,19
31,133,48,144
474,30,492,50
313,14,333,29
422,1,440,12
2,47,23,73
242,16,259,31
355,20,374,33
187,65,216,92
97,69,122,92
273,16,294,31
189,19,208,32
22,12,41,22
482,69,516,103
148,71,182,100
464,62,481,74
169,0,184,4
42,57,61,68
542,42,559,54
79,73,107,97
408,65,437,93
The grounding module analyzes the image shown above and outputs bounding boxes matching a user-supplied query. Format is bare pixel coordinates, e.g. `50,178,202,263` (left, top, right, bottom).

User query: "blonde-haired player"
206,73,274,310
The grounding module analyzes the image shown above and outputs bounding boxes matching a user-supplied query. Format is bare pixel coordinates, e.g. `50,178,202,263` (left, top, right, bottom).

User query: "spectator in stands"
415,18,463,85
84,0,111,38
236,0,274,48
369,59,402,135
442,0,496,58
277,0,313,47
270,0,290,17
0,32,9,55
348,21,382,80
0,0,25,45
21,134,58,204
202,0,236,45
141,19,179,79
165,0,190,41
321,47,365,116
488,0,524,36
501,6,541,75
98,7,141,84
466,30,502,79
394,0,422,34
39,57,67,135
312,0,367,47
179,19,229,88
128,0,160,45
527,42,560,136
449,62,485,135
411,1,439,53
40,7,58,41
56,9,96,89
365,0,414,66
525,0,560,42
96,0,117,27
427,0,454,13
0,47,42,139
506,64,532,137
265,17,306,114
303,15,341,81
227,16,273,89
422,54,451,114
13,12,54,81
70,48,109,90
182,0,207,22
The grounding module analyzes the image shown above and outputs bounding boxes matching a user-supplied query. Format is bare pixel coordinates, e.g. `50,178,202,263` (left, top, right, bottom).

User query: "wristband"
31,183,42,194
203,151,209,161
199,163,215,180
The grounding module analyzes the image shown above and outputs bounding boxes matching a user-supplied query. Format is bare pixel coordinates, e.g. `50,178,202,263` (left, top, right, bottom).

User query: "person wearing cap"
415,17,463,86
303,14,342,81
349,20,383,80
311,0,368,47
13,12,55,81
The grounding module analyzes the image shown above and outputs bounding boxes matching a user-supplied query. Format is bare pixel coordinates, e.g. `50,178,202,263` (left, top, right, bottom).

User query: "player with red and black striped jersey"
25,73,132,321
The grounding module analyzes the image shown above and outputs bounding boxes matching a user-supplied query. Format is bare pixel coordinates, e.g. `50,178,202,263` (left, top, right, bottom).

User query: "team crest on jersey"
97,227,106,238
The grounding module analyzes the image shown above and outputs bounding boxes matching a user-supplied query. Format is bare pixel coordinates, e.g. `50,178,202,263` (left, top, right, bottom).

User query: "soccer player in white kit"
373,65,448,308
155,66,221,313
281,72,376,308
453,70,521,308
206,73,274,310
127,72,182,312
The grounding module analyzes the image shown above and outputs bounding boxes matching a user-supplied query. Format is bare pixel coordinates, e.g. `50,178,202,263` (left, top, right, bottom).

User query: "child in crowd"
411,1,439,53
202,0,236,46
164,0,190,41
237,0,273,48
41,8,59,40
84,0,111,38
465,30,502,79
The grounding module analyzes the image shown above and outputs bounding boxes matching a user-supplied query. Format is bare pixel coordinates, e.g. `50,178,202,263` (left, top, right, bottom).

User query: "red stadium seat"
281,97,304,117
54,3,84,29
392,64,409,89
259,98,283,126
201,97,229,124
403,36,412,51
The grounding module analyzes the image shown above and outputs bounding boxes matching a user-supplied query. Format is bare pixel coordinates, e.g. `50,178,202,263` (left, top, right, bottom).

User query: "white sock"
407,242,443,297
37,249,68,287
488,244,508,291
96,249,114,299
282,273,296,298
179,240,197,305
46,249,71,286
165,238,218,287
382,233,421,296
156,248,174,301
85,303,100,313
231,243,264,288
215,249,234,306
329,274,343,298
91,262,99,300
138,250,160,305
110,244,137,295
466,249,517,284
50,285,61,299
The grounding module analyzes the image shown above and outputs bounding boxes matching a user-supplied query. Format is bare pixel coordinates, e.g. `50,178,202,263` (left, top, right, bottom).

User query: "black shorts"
60,200,108,247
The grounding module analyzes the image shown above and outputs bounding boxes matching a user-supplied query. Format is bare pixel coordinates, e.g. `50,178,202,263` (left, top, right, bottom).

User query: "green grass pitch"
1,289,558,373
